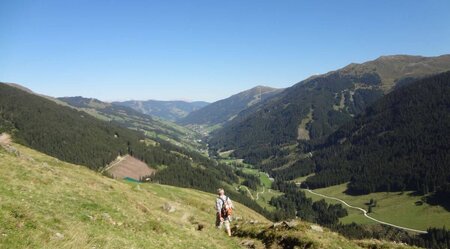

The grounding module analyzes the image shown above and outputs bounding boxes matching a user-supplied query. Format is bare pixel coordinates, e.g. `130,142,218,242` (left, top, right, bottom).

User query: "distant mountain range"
208,54,450,164
57,96,205,152
113,99,209,121
179,86,282,129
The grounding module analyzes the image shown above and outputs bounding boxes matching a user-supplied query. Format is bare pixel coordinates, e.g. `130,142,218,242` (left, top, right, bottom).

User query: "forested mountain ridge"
1,84,137,169
209,54,450,164
113,99,209,121
0,83,266,213
179,85,282,128
303,71,450,198
58,96,205,152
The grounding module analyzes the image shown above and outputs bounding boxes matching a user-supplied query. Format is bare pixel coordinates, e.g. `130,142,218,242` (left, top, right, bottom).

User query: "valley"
216,152,283,212
2,2,450,248
57,96,206,154
0,63,450,248
0,141,420,249
301,184,450,232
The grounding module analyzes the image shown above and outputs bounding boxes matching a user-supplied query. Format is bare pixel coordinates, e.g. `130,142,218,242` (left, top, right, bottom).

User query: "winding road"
304,188,427,234
255,187,265,200
237,186,266,201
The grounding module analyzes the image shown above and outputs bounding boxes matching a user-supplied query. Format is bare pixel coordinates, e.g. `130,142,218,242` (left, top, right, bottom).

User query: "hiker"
215,188,234,236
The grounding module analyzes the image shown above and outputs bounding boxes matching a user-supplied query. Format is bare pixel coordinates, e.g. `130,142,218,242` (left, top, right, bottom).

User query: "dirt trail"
239,186,255,200
0,133,12,146
255,187,265,200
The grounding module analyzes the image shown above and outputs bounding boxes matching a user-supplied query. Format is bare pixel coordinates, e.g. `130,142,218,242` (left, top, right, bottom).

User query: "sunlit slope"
0,143,267,249
0,144,420,249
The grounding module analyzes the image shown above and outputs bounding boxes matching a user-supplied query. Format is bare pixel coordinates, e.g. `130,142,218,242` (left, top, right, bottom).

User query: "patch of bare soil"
0,133,12,146
106,155,155,181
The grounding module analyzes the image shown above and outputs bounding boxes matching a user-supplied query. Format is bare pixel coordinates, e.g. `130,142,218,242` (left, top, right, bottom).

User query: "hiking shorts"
216,213,231,229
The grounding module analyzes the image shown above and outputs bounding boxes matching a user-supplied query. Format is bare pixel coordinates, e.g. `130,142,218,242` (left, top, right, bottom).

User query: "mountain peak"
374,54,424,61
250,85,277,91
179,85,282,127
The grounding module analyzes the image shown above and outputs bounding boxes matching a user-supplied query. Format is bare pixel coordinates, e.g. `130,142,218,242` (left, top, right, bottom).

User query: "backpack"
220,196,233,217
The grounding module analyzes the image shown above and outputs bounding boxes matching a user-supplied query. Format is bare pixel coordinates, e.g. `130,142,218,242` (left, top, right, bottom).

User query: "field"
298,181,450,230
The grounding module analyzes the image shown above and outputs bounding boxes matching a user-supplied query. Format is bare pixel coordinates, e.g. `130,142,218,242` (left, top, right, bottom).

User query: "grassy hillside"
0,143,266,249
0,143,418,249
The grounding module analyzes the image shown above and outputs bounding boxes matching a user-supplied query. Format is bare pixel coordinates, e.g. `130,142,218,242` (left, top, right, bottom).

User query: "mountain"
58,96,205,153
209,54,450,164
0,142,418,249
113,99,209,121
303,71,450,198
0,83,264,210
179,86,282,130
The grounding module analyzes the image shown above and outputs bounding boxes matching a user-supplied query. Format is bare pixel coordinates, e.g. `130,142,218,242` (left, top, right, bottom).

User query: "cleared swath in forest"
104,155,156,181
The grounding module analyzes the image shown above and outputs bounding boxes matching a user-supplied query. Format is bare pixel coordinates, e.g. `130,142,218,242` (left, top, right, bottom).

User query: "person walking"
215,188,234,236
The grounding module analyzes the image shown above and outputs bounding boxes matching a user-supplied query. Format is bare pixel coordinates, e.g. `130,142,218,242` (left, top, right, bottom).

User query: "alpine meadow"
1,1,449,249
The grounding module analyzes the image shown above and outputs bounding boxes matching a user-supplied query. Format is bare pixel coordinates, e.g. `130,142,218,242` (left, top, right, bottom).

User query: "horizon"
1,1,450,102
3,53,449,103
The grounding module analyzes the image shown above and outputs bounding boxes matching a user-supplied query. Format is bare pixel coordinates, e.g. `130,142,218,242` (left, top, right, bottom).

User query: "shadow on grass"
423,193,450,212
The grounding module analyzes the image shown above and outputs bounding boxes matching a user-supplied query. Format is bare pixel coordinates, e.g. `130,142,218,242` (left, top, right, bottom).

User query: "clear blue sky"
1,0,449,102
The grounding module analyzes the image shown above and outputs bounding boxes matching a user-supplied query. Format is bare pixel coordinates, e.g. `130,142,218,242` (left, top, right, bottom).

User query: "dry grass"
297,108,313,140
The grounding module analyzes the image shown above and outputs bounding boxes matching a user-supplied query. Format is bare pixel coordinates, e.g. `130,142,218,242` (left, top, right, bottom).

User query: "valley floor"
297,180,450,231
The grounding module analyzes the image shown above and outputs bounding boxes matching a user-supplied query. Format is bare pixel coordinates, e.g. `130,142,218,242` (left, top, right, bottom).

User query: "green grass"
240,167,272,189
0,143,267,249
218,157,273,189
218,157,279,211
255,188,283,212
218,149,234,158
292,173,315,183
301,183,450,230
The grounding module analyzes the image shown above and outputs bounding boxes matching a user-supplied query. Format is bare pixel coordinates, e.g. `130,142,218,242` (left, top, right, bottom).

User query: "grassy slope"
0,143,266,249
301,183,450,230
0,144,419,249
